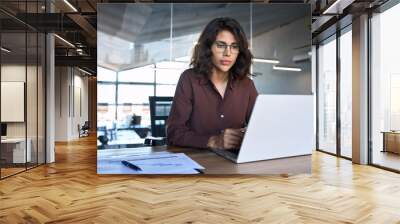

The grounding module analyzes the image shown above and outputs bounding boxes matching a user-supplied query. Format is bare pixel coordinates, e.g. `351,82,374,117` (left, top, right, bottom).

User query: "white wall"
73,73,89,138
1,65,27,138
1,65,42,138
1,63,46,163
55,66,69,141
54,67,89,141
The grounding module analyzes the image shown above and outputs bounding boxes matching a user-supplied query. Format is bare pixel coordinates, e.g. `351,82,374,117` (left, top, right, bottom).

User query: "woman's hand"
207,128,245,149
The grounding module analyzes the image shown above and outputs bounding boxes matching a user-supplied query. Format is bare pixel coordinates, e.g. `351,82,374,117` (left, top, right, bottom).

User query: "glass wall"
1,30,28,178
317,36,337,154
316,25,353,159
252,4,311,95
340,27,352,158
371,3,400,171
0,2,46,179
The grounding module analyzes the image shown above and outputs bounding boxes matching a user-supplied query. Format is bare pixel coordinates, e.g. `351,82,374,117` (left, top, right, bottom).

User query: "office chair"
79,121,90,138
145,96,173,146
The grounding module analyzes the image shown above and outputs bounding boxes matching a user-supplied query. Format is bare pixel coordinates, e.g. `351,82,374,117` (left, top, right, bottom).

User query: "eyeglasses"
213,41,240,54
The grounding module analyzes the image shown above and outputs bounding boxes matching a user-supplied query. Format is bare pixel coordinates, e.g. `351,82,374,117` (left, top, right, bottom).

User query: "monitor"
1,123,7,137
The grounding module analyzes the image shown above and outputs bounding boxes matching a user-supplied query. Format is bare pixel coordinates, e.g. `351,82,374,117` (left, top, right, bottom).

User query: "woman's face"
211,30,239,74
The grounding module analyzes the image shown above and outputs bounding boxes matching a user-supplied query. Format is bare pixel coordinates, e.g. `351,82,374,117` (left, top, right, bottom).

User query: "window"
97,104,116,122
118,66,155,83
118,84,154,104
371,3,400,171
340,28,352,158
318,36,337,154
156,85,176,97
97,84,116,104
390,74,400,130
98,67,117,82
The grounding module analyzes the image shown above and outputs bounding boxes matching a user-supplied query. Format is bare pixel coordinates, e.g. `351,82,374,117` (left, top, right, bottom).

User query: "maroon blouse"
166,68,258,149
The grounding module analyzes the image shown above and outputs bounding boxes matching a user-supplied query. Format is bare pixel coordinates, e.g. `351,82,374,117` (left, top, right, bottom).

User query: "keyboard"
211,148,239,162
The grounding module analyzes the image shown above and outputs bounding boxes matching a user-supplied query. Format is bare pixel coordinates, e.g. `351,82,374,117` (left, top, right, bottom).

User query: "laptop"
211,94,314,163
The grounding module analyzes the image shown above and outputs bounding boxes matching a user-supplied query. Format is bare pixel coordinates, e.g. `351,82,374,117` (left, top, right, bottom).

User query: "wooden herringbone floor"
1,135,400,224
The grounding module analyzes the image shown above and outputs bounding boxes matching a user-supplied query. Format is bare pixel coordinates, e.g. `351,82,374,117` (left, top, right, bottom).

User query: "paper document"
106,150,173,160
126,153,204,174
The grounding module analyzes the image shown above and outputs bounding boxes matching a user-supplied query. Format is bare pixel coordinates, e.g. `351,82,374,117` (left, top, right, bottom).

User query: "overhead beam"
55,55,96,68
323,0,356,14
13,13,82,32
67,14,97,46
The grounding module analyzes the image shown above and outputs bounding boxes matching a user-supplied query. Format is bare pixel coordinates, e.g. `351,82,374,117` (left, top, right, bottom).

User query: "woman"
166,17,258,150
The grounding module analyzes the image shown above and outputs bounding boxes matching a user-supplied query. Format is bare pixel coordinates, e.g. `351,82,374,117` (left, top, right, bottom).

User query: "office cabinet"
382,131,400,154
0,138,32,164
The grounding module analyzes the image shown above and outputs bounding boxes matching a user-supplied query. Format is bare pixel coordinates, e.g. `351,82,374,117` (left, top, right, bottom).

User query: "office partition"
0,1,47,179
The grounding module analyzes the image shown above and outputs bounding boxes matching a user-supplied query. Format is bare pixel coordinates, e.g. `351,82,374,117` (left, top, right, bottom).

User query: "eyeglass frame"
212,41,240,54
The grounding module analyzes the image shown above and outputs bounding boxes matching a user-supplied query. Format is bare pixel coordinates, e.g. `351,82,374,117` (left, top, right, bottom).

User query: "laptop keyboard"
211,148,239,161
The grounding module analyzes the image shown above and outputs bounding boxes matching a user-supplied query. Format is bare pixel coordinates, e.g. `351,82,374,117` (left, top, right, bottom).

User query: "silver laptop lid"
237,94,314,163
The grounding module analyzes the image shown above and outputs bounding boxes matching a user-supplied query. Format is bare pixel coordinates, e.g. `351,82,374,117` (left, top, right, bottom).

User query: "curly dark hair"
190,17,253,80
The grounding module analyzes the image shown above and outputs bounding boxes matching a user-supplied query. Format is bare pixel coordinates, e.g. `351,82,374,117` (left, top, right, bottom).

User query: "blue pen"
121,160,142,171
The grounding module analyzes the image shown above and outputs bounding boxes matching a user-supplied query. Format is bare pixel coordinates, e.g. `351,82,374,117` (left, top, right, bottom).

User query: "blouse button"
220,114,224,118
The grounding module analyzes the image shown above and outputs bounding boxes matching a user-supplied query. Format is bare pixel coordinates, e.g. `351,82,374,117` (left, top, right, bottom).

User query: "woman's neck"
210,68,229,84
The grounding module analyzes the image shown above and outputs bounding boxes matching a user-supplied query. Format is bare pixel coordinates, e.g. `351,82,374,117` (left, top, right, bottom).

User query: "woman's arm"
166,71,212,148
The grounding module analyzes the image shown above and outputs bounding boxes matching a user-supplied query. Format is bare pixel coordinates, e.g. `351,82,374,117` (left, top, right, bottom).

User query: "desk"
1,138,31,163
97,146,311,175
382,131,400,154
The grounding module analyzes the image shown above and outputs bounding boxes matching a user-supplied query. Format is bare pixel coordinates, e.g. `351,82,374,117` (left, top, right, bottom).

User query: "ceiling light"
78,67,92,76
273,65,302,72
253,58,280,64
323,1,340,14
54,34,75,48
63,0,78,12
322,0,354,15
1,47,11,53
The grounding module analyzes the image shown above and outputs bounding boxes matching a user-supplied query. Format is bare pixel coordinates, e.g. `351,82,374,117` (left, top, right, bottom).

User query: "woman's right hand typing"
207,128,245,150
